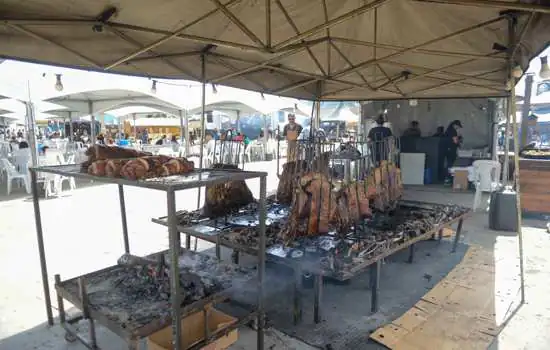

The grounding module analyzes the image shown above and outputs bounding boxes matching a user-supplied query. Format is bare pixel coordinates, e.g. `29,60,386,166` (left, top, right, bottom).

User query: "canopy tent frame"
1,0,549,100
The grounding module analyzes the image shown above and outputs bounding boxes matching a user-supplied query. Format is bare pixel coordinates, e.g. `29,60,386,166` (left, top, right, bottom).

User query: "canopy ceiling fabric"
1,0,549,100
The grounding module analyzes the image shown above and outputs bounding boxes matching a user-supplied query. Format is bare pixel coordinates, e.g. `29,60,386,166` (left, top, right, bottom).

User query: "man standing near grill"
368,114,393,166
283,113,303,162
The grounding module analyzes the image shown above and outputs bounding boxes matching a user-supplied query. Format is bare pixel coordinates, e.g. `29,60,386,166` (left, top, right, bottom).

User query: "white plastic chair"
0,158,30,195
55,154,76,193
472,160,501,211
38,155,60,198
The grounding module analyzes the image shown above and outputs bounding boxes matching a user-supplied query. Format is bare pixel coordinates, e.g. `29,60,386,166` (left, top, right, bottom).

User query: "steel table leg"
54,274,66,324
452,218,464,253
185,234,191,250
167,190,182,350
370,260,381,313
232,249,240,265
293,266,303,325
313,274,323,324
118,185,130,254
79,278,98,349
31,170,54,326
437,228,443,243
408,243,415,263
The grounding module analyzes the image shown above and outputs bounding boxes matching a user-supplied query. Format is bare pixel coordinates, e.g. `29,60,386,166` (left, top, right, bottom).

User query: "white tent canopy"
2,1,548,100
43,89,184,117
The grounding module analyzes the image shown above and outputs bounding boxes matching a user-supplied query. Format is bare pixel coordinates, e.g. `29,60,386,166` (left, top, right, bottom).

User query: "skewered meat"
343,182,372,222
276,160,308,205
88,160,107,176
301,173,333,235
105,159,130,177
202,164,254,218
81,144,151,172
87,144,150,160
119,155,172,180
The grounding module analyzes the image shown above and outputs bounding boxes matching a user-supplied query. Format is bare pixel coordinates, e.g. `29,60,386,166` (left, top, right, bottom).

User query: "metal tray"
55,249,255,341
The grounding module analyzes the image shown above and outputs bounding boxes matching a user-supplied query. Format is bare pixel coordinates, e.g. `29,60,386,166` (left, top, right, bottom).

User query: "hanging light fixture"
409,99,418,107
540,56,550,80
54,74,64,91
211,83,218,94
261,92,265,100
150,80,157,94
511,64,523,79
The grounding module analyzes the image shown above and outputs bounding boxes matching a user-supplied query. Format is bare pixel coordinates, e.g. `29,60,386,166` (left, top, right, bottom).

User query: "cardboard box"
147,306,238,350
453,170,469,191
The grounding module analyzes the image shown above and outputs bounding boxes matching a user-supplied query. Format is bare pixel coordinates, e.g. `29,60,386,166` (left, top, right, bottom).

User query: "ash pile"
67,251,254,329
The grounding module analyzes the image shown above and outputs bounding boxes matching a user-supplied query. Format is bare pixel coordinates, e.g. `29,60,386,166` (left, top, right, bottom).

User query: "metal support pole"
118,185,130,254
520,74,533,149
257,175,266,350
511,75,526,305
25,102,39,167
293,265,303,325
503,98,511,184
236,110,240,132
407,243,415,263
167,189,183,350
313,274,323,323
452,218,464,253
31,169,54,325
506,14,525,304
197,53,206,209
88,101,96,145
179,109,185,145
184,109,190,156
132,113,137,139
68,111,74,142
370,260,381,313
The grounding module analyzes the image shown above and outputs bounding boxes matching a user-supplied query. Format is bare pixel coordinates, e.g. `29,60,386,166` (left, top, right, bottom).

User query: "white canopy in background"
42,89,184,117
1,0,548,101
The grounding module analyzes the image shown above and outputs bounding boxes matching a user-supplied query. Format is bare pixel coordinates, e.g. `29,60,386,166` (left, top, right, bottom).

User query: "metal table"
30,163,268,350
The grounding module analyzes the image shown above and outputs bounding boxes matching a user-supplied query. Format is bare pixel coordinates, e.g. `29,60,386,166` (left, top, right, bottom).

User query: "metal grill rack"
153,200,470,325
29,163,268,350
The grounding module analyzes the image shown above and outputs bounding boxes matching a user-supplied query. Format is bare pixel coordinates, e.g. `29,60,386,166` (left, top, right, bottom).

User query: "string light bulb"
511,64,523,79
540,56,550,80
54,74,64,91
150,80,157,94
211,83,218,94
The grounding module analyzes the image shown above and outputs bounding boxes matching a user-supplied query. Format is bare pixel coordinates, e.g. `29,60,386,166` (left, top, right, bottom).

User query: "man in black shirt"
402,121,421,137
443,120,462,179
368,115,393,165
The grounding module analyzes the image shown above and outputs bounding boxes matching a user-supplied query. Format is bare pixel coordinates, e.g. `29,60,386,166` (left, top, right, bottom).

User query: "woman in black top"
443,120,462,179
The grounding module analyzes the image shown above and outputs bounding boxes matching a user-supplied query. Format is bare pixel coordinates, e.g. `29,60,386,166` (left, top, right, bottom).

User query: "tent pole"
197,53,206,209
178,109,185,146
503,97,511,184
88,101,96,145
132,113,137,139
520,74,533,148
68,111,74,142
184,109,190,156
507,13,525,305
25,101,39,167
